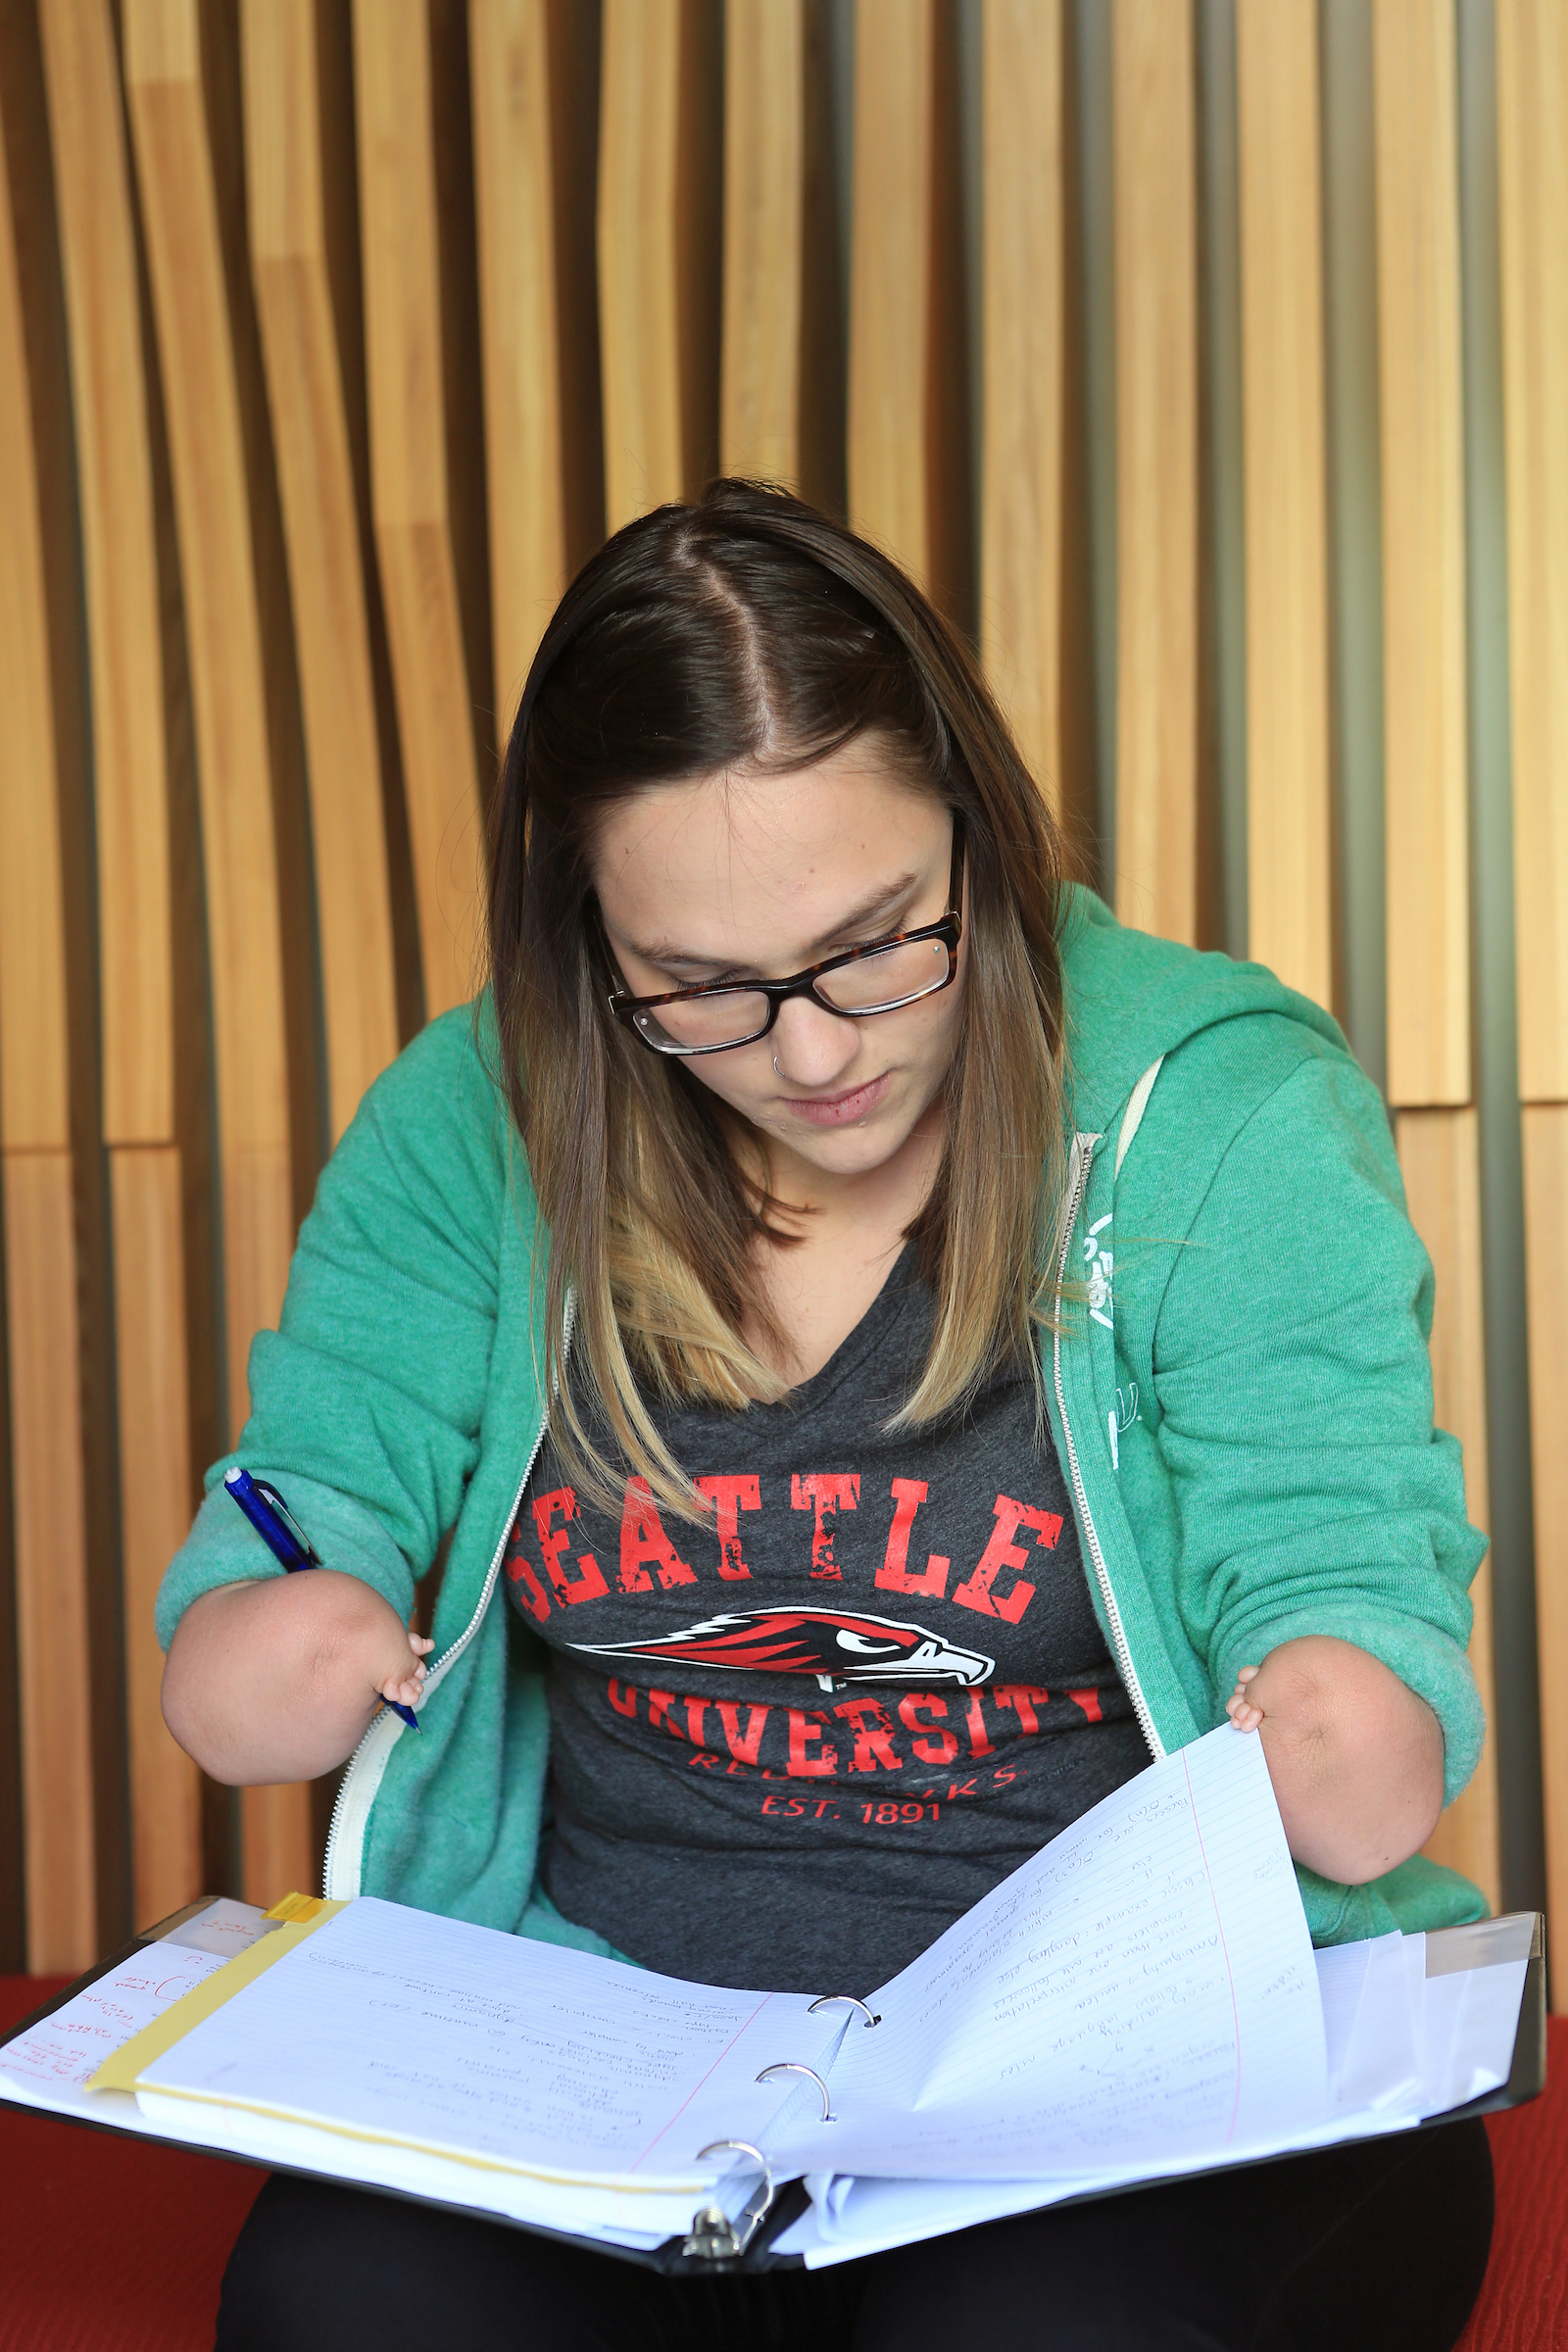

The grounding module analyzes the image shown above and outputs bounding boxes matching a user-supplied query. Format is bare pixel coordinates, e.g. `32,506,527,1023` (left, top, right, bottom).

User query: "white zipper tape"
1054,1134,1163,1762
322,1291,577,1896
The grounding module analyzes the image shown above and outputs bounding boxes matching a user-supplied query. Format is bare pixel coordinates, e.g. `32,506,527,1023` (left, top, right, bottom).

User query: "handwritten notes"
136,1898,843,2186
0,1943,227,2107
765,1724,1328,2180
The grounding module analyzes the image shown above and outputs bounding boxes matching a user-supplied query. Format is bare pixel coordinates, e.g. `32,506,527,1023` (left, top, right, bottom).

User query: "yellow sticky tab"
263,1891,326,1923
87,1900,347,2093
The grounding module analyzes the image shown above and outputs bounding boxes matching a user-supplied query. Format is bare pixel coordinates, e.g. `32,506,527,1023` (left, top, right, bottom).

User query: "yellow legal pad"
87,1896,345,2094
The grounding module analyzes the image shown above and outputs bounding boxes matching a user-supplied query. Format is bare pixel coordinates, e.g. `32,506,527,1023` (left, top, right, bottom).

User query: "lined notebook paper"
131,1900,844,2188
763,1720,1326,2180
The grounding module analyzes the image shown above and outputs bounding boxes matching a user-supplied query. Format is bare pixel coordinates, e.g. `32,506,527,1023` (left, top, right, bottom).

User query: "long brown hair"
486,480,1070,1517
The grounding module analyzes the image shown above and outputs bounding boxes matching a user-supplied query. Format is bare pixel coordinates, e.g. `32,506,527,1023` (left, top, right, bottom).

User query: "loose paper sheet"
0,1941,229,2108
1315,1930,1422,2120
765,1724,1328,2180
773,1909,1536,2265
136,1897,842,2188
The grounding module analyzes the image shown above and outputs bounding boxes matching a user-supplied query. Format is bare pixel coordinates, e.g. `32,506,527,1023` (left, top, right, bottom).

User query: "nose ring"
772,1054,780,1076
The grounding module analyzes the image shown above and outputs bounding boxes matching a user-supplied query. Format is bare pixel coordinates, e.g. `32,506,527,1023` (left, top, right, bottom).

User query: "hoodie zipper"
1053,1135,1164,1762
321,1292,577,1895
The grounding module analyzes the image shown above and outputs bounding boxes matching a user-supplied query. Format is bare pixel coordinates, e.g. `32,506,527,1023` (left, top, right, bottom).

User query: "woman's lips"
779,1072,891,1125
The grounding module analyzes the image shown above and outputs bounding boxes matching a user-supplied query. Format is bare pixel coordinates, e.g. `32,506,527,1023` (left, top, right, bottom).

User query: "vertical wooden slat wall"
1495,0,1568,1997
979,0,1073,824
471,0,603,727
1111,0,1205,946
38,0,203,1932
721,0,806,491
1375,0,1472,1113
848,0,968,624
354,0,490,1021
5,1,1567,1970
0,4,107,1972
597,0,720,532
242,0,401,1143
1235,0,1334,1013
123,0,317,1910
720,0,841,515
1372,0,1500,1914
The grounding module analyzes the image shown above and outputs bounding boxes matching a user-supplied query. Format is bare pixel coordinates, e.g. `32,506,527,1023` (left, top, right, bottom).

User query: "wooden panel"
1236,0,1334,1011
123,0,305,1409
2,1161,96,1969
0,1178,21,1972
124,0,315,1907
1374,0,1470,1107
0,68,71,1159
1495,0,1568,1102
471,0,603,727
37,0,174,1148
0,20,102,1965
1111,0,1203,945
721,0,842,513
110,1150,203,1923
1522,1104,1568,2004
39,0,205,1925
598,0,721,532
1397,1109,1500,1912
243,0,400,1140
354,0,491,1019
848,0,969,624
980,0,1072,818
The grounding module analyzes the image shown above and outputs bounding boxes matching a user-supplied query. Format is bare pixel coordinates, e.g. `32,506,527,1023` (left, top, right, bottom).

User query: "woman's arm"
1146,1035,1485,1883
162,1572,431,1786
1225,1634,1444,1882
156,1011,513,1769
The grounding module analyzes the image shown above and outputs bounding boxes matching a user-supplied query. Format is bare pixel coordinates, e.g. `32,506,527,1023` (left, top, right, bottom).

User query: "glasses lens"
632,989,771,1054
815,938,953,1014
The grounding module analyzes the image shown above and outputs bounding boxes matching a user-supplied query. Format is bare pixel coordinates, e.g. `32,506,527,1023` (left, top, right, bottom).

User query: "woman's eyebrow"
630,873,923,974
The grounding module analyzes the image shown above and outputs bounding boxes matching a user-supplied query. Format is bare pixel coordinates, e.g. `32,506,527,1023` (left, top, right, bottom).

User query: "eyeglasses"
607,818,966,1057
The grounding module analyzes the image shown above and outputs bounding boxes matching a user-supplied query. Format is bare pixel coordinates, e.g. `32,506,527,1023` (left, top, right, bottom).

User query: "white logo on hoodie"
1084,1214,1114,1332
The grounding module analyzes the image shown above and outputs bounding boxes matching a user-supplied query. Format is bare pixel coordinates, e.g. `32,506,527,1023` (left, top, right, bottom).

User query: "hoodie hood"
1055,885,1347,1138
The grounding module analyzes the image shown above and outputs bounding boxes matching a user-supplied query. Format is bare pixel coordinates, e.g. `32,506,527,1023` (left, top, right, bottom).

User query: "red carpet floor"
0,1976,266,2352
0,1978,1562,2348
1455,2015,1568,2351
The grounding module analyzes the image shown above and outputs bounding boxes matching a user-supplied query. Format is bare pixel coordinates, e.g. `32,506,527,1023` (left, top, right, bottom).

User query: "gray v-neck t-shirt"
504,1250,1146,1992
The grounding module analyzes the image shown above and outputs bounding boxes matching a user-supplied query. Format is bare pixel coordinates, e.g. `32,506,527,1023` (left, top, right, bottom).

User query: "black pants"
216,2117,1493,2352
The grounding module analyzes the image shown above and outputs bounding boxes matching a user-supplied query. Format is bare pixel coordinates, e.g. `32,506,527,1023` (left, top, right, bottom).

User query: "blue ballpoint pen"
223,1466,421,1731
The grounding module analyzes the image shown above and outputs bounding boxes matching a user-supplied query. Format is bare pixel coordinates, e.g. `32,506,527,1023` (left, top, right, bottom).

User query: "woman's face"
591,742,967,1191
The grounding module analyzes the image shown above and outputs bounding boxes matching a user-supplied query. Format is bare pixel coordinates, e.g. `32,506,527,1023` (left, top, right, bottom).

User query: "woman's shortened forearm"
1229,1634,1445,1883
162,1572,422,1786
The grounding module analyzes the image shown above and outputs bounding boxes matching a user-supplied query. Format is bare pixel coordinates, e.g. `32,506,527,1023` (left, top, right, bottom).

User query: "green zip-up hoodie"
157,888,1489,1950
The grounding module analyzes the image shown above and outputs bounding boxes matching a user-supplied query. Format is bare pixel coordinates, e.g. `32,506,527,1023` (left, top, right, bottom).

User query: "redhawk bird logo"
567,1607,995,1692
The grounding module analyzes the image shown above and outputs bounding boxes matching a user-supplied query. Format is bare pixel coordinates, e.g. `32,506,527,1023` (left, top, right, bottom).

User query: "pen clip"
251,1480,321,1566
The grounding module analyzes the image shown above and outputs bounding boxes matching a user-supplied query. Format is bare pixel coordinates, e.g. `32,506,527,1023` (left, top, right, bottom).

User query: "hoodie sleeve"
1151,1046,1487,1806
155,1006,515,1648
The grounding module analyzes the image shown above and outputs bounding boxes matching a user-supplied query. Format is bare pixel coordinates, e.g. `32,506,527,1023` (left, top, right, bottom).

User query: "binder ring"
808,1994,881,2028
696,2138,771,2189
684,2141,775,2261
756,2060,835,2121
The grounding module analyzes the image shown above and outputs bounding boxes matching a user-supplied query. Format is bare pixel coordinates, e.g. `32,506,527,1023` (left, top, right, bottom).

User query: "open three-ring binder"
0,1728,1545,2273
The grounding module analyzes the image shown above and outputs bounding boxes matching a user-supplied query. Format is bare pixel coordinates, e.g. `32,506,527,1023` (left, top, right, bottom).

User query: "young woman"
162,482,1494,2350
